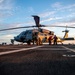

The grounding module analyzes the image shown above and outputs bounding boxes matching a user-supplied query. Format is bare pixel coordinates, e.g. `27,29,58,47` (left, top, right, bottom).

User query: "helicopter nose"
14,36,19,41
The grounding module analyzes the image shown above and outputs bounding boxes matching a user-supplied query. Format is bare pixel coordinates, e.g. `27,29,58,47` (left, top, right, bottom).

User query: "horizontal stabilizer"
62,38,74,40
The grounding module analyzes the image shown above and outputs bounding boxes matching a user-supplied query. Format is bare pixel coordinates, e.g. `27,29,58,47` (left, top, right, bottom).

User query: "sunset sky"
0,0,75,44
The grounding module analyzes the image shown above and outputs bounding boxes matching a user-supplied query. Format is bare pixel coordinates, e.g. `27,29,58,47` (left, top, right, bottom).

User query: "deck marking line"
0,46,43,56
62,46,75,52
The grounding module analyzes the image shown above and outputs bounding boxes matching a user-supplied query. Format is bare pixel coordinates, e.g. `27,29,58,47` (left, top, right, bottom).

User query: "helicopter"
0,15,74,45
14,16,54,45
14,16,74,45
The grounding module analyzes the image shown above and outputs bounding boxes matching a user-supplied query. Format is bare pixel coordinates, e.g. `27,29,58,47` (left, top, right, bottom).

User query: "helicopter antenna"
66,25,67,30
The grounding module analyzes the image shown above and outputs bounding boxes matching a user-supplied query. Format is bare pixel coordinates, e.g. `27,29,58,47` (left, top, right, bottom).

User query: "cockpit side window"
28,31,32,34
24,31,28,35
19,31,28,36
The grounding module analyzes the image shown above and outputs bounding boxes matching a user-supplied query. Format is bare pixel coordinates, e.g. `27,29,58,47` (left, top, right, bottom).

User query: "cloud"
27,7,34,13
67,12,75,18
51,20,75,26
51,2,75,11
40,17,62,23
60,4,75,10
0,0,4,3
8,21,34,28
0,0,13,10
0,34,14,44
39,11,55,18
38,3,75,25
0,0,14,18
51,2,62,8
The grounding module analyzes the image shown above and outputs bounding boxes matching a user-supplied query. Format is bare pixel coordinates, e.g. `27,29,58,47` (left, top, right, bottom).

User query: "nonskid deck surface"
0,44,75,75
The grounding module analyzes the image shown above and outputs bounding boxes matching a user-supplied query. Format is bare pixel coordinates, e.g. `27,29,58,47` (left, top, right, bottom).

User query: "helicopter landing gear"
27,40,31,45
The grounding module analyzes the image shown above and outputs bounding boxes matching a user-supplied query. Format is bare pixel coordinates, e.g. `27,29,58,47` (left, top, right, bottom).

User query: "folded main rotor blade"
0,26,36,31
32,15,40,27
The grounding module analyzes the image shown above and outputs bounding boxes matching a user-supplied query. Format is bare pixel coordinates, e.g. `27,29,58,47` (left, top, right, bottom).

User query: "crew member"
48,35,52,45
53,35,58,45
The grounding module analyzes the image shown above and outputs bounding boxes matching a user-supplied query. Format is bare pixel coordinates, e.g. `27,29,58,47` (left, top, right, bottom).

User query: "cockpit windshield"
19,31,28,36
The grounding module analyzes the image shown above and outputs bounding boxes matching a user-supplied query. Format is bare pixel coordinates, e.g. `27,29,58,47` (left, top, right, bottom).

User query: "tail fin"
64,32,68,38
62,30,74,40
62,30,69,38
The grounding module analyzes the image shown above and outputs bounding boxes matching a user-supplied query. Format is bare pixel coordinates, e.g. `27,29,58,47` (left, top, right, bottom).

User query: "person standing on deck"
48,35,52,45
53,35,58,45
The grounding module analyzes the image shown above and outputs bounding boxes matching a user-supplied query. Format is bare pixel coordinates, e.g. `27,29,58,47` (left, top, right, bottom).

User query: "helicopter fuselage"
14,29,54,44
